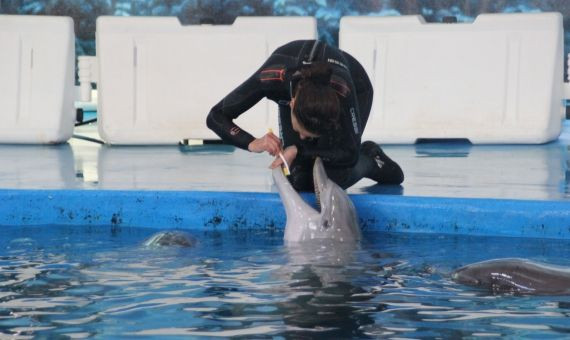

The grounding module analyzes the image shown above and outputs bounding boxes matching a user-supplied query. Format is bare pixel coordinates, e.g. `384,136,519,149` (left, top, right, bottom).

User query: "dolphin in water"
272,157,361,244
452,258,570,295
143,230,197,248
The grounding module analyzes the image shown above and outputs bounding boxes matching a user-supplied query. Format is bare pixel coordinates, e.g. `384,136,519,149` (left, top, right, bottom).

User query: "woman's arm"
206,71,265,150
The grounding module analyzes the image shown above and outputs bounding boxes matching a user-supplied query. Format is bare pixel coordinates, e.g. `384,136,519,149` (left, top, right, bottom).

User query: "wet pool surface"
0,121,569,201
1,225,570,339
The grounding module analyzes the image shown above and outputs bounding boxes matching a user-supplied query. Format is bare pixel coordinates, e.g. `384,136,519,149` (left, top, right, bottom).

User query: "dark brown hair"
292,62,341,135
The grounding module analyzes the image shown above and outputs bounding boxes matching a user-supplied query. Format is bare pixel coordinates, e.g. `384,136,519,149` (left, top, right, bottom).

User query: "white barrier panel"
0,15,75,144
340,13,564,144
97,16,317,145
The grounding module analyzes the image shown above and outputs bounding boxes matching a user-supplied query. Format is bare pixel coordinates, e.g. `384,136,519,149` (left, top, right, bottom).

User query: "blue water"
0,226,570,339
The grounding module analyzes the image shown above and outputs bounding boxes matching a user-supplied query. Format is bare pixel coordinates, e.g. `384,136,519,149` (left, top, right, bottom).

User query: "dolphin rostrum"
452,258,570,295
272,157,361,243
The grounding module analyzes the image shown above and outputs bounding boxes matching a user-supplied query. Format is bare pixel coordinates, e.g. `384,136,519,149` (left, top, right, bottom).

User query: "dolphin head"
451,258,570,295
452,258,539,287
144,231,197,248
272,157,360,243
312,158,360,241
452,263,489,287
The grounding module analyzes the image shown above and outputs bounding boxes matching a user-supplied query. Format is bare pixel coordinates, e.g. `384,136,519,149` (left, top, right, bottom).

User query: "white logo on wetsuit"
350,108,359,134
374,156,384,169
230,127,241,136
327,58,348,70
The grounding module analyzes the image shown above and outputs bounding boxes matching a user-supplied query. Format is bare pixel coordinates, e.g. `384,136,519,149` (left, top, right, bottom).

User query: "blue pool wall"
1,189,569,240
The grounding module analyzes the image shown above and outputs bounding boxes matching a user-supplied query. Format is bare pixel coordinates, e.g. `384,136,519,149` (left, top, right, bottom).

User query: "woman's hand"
270,145,297,169
248,131,282,156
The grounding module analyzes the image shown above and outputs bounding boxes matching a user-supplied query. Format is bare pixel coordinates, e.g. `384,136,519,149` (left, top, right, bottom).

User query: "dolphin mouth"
313,177,321,211
313,157,326,211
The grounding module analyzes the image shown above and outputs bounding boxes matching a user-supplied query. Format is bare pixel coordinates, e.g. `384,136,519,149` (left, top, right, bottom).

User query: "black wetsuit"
207,40,403,191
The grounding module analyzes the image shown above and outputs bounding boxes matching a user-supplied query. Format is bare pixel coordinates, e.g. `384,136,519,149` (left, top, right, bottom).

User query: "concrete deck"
0,121,568,238
2,122,568,200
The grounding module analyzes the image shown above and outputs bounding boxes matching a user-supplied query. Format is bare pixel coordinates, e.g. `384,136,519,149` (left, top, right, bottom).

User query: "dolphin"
452,258,570,295
272,157,361,244
143,230,197,248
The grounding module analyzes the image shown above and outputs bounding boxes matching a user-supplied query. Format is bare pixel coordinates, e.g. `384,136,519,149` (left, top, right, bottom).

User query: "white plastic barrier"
96,16,317,145
0,15,75,144
340,13,564,144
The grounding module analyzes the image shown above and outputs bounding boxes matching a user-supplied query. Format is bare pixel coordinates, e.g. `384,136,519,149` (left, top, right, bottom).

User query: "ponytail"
292,62,341,135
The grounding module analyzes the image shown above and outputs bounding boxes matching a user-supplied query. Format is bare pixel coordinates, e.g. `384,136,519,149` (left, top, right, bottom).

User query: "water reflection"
565,145,570,198
356,184,404,195
366,142,568,199
415,140,473,158
276,240,376,337
0,144,78,189
0,136,567,200
97,145,273,191
0,228,570,338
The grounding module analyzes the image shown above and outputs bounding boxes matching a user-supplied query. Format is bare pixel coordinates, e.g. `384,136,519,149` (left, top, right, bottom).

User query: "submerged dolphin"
452,258,570,295
144,231,197,248
272,157,360,243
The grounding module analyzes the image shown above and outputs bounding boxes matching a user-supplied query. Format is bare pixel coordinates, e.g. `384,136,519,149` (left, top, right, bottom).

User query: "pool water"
1,225,570,339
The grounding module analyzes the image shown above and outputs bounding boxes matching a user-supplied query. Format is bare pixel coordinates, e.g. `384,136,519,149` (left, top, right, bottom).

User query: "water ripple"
0,228,569,339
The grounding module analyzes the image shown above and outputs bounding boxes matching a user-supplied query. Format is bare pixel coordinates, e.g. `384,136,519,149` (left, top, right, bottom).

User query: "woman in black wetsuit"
207,40,403,191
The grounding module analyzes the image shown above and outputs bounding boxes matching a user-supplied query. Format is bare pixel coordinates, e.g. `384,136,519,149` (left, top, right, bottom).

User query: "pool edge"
1,189,569,239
